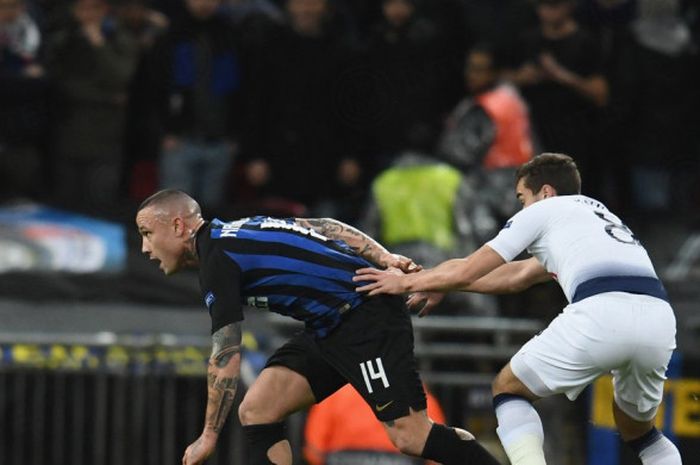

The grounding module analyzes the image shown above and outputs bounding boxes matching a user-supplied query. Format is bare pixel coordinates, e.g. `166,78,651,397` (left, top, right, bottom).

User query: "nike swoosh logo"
375,400,394,412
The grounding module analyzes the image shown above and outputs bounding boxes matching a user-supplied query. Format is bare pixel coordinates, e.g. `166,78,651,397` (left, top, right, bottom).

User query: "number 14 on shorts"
360,358,390,393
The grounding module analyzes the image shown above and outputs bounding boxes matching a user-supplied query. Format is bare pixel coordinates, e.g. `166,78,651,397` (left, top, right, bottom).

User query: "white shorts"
510,292,676,421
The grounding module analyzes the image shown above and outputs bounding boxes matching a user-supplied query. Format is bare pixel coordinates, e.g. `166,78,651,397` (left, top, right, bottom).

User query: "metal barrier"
412,315,543,387
664,232,700,281
0,332,247,465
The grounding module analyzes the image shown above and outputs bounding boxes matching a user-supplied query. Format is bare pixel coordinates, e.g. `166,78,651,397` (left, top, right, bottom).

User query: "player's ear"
172,216,185,237
541,184,557,198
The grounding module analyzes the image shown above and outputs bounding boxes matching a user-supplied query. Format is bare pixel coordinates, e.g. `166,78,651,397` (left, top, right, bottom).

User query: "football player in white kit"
354,153,681,465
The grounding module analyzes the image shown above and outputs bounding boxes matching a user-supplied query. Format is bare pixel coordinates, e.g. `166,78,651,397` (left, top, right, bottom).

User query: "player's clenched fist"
182,433,216,465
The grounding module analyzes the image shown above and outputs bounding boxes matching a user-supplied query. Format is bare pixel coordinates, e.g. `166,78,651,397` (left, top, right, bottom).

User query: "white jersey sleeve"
486,200,550,262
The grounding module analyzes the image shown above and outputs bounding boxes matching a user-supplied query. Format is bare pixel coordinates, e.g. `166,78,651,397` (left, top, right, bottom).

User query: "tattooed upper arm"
297,218,381,260
211,322,242,368
297,218,342,239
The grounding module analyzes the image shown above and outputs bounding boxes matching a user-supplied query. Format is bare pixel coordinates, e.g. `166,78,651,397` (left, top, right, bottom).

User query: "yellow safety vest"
373,164,462,251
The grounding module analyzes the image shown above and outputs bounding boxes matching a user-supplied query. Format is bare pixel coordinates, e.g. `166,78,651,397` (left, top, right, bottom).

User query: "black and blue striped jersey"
196,216,375,338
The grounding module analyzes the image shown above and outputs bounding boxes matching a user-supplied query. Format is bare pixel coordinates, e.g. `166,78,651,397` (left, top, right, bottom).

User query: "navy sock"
626,427,661,455
242,422,287,465
493,392,529,409
421,423,500,465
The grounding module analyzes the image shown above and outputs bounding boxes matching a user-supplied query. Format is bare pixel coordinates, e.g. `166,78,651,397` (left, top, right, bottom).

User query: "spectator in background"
118,0,169,201
439,44,535,223
149,0,242,212
25,0,69,35
315,0,457,223
610,0,697,217
219,0,283,65
462,0,536,51
504,0,608,197
241,0,358,217
0,0,41,77
684,0,700,51
220,0,283,25
304,384,447,465
416,0,473,112
364,0,442,168
117,0,168,50
575,0,637,212
46,0,138,210
577,0,636,65
0,0,46,201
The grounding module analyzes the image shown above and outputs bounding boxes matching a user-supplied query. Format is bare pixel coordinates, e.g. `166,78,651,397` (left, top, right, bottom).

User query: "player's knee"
618,422,654,442
613,400,656,441
492,364,533,398
239,395,269,426
491,369,510,395
238,398,253,425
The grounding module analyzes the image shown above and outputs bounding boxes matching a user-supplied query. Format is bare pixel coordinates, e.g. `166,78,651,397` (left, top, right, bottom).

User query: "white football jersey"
487,195,659,303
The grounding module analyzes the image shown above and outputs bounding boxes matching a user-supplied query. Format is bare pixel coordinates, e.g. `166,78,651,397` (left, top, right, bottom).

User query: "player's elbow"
509,270,551,293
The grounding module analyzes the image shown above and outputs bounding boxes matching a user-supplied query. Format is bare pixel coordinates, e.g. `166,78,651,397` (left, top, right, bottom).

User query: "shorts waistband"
571,276,669,303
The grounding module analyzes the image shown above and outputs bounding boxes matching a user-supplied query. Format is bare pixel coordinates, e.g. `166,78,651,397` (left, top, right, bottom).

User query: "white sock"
494,395,546,465
638,433,682,465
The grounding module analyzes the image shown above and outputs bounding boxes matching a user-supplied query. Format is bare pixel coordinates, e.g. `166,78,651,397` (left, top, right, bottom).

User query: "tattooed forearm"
203,322,242,435
302,219,344,238
297,218,388,264
213,345,241,368
207,375,239,433
212,322,242,358
212,323,241,368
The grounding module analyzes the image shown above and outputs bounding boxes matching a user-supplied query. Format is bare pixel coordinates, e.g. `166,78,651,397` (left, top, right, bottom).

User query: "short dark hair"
138,189,200,214
515,153,581,195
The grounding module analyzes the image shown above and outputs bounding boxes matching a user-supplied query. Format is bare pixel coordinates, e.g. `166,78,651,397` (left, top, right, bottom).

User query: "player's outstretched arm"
355,245,506,296
463,256,551,294
398,258,551,317
183,322,242,465
296,218,420,272
356,249,552,299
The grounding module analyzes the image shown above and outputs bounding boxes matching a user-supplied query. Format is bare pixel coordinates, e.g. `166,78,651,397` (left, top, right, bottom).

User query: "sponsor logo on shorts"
375,400,394,412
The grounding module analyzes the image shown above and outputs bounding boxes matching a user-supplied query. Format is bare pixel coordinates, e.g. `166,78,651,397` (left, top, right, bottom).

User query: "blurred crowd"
1,0,699,231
